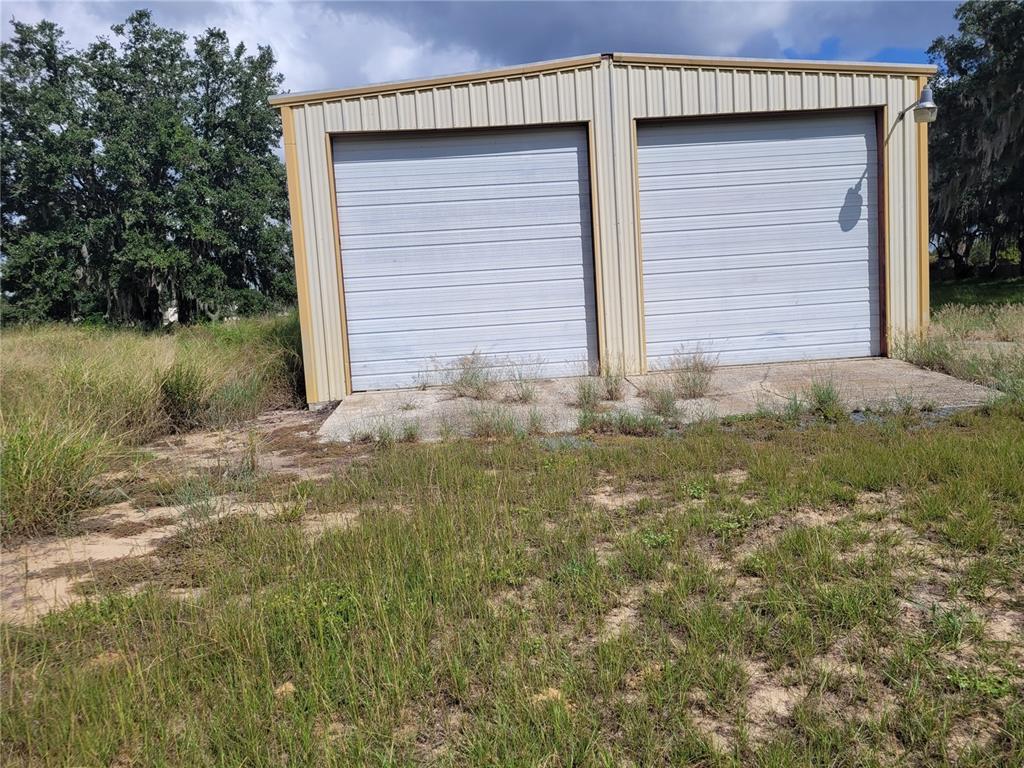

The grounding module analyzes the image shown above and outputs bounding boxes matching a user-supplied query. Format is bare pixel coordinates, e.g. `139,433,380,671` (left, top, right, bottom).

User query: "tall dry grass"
1,313,304,536
896,303,1024,403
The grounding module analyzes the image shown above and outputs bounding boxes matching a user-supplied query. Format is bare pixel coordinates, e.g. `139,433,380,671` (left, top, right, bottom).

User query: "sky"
3,1,959,96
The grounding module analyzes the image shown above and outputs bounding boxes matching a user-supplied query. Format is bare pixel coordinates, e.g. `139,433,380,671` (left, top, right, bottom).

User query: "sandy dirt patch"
2,407,370,625
143,408,356,480
0,497,285,623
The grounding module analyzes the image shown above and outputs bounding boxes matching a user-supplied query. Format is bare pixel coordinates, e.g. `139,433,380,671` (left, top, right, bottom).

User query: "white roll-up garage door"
637,112,881,368
333,127,598,391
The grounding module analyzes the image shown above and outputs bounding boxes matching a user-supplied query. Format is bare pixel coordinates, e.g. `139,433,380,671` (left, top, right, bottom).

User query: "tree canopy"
928,0,1024,277
1,10,293,325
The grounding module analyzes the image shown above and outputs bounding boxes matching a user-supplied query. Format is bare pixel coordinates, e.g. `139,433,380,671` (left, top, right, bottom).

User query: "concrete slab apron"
318,358,996,443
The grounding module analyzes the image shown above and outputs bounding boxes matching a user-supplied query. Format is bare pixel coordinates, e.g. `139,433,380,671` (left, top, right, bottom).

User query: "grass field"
2,404,1023,765
932,276,1024,308
898,291,1024,401
0,315,304,537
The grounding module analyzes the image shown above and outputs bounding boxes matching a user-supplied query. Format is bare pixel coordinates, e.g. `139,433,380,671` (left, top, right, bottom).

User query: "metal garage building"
272,52,935,406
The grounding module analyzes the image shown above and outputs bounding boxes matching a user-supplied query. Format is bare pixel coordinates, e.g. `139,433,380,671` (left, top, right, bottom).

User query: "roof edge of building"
268,54,604,107
611,52,937,76
269,50,937,108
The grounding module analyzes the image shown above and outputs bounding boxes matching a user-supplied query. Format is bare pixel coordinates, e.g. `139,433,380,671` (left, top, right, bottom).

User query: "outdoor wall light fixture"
899,84,938,124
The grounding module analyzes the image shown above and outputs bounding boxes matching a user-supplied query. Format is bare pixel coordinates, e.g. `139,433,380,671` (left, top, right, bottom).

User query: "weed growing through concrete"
436,413,460,442
573,377,602,410
578,408,663,436
754,394,806,423
440,351,497,400
526,408,545,436
400,420,421,443
661,348,719,399
602,369,626,401
507,356,544,404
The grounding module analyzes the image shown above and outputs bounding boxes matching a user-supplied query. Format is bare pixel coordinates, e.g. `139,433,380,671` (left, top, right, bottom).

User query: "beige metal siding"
278,55,931,403
609,62,927,369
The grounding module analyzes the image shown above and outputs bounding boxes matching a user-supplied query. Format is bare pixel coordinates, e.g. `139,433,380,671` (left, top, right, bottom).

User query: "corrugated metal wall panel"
523,76,541,122
733,71,751,112
469,82,487,126
282,57,927,401
452,84,471,126
379,93,399,129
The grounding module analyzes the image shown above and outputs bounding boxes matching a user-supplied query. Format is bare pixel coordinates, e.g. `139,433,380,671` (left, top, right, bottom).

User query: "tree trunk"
988,234,1002,272
953,235,975,279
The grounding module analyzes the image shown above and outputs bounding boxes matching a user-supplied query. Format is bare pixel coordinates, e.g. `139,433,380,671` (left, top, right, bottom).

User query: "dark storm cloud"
4,1,958,94
344,1,958,64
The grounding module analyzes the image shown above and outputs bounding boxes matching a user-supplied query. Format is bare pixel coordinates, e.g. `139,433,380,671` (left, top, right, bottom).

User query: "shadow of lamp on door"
839,83,937,232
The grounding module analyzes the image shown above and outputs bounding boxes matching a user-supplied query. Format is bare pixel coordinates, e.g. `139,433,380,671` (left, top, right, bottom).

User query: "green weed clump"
0,313,304,536
441,351,497,400
805,378,847,422
642,381,679,420
578,408,664,436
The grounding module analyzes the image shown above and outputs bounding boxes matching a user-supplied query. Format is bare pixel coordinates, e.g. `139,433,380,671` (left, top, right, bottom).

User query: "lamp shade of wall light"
914,85,938,123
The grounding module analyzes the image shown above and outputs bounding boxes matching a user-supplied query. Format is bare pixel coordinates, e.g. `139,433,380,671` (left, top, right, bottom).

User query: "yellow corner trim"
917,77,931,331
323,133,353,396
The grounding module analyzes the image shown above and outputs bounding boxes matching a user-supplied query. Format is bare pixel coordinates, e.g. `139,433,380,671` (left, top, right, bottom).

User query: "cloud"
2,1,493,93
3,1,957,97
